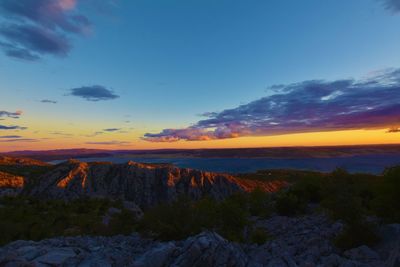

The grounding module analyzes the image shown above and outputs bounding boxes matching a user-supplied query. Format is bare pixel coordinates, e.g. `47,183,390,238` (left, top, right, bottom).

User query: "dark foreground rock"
1,214,398,267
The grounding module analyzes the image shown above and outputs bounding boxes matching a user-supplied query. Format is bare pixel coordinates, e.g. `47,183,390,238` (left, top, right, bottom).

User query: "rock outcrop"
0,216,396,267
0,171,24,196
0,156,50,167
26,160,286,207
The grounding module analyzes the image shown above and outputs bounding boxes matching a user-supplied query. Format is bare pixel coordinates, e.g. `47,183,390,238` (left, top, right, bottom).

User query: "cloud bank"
68,85,119,101
0,0,90,60
144,68,400,142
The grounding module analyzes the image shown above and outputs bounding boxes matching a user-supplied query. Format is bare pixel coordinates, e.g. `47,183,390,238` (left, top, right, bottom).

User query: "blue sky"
0,0,400,150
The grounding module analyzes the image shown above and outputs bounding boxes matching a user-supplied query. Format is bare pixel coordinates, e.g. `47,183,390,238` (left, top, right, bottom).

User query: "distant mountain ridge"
3,144,400,161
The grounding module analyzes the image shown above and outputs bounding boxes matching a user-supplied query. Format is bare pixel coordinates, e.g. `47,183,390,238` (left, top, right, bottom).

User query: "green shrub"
290,176,322,203
373,166,400,222
275,192,305,216
138,194,250,242
0,196,137,245
249,227,270,245
138,195,205,240
248,188,273,218
335,222,380,250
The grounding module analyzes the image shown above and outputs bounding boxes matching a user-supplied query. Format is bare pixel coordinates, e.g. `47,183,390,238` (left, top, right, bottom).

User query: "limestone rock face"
26,160,283,207
0,156,49,167
0,171,24,196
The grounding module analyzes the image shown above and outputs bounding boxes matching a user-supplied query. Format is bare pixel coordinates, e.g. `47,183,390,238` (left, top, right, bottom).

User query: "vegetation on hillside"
0,197,136,245
0,165,399,249
138,190,272,243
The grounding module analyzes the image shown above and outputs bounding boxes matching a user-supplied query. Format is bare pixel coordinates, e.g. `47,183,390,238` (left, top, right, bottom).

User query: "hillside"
25,159,287,207
0,156,287,207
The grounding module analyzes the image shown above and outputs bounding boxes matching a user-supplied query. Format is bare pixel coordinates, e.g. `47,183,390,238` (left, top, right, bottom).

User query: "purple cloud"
0,135,22,138
103,128,120,132
69,85,119,101
144,68,400,142
0,0,91,60
0,110,23,119
0,138,38,142
0,24,71,57
0,125,27,130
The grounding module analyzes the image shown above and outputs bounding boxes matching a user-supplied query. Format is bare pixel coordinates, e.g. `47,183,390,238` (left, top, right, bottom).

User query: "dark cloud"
68,85,119,101
0,0,91,60
85,141,130,145
0,135,22,138
0,125,27,130
83,131,103,137
49,131,73,136
144,68,400,142
103,128,120,132
0,41,39,61
0,24,71,58
0,138,38,142
382,0,400,13
40,99,57,104
0,110,23,119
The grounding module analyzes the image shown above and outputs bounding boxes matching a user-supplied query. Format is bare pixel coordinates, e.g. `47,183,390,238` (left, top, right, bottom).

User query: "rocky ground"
1,213,399,267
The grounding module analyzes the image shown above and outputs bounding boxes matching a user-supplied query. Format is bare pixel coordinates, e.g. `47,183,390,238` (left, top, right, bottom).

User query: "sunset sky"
1,0,400,152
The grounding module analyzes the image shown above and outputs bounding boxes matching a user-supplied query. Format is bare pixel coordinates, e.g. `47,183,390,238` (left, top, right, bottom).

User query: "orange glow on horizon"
0,128,399,152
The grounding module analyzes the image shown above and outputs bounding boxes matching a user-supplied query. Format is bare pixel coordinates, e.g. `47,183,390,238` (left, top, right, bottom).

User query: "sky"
0,0,400,152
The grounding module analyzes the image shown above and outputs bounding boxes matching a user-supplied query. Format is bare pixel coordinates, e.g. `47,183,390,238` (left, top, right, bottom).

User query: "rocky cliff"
22,159,286,207
0,171,24,196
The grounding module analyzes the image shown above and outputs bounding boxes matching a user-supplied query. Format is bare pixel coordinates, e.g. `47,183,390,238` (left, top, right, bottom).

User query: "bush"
139,194,250,242
248,188,273,218
373,166,400,222
335,222,380,250
0,196,137,245
249,228,270,245
290,176,322,203
138,196,197,240
275,192,306,216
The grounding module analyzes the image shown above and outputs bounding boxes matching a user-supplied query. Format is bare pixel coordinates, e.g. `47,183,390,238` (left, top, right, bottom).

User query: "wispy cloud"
0,135,22,138
381,0,400,13
49,131,73,136
85,140,130,145
0,0,91,61
68,85,119,101
144,68,400,142
103,128,120,132
40,99,57,104
0,125,27,130
387,127,400,133
0,138,38,142
0,110,23,119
